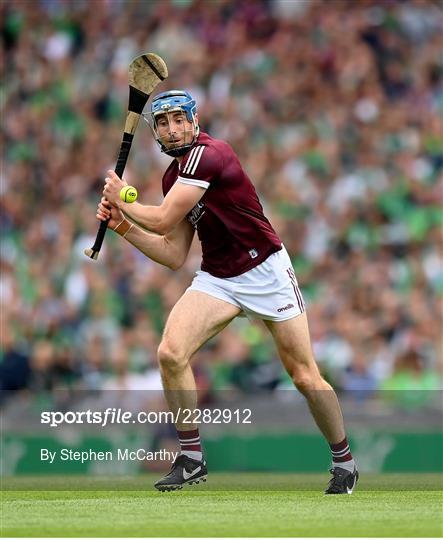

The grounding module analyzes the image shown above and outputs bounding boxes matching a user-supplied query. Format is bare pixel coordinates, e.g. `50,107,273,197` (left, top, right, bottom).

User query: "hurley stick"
84,53,168,260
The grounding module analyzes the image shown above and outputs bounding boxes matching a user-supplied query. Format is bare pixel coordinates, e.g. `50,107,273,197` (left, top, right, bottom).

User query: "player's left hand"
103,170,127,206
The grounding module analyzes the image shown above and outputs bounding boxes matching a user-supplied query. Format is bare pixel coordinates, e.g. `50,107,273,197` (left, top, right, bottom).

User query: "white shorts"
187,246,306,322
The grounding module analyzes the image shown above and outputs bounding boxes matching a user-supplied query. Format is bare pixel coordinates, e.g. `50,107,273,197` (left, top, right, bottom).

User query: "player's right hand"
96,197,125,230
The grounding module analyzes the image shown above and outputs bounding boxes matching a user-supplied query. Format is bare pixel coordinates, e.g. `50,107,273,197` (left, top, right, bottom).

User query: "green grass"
1,474,442,537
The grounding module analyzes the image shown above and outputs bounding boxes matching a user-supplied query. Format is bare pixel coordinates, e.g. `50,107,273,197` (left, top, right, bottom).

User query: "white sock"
333,459,355,472
181,450,203,461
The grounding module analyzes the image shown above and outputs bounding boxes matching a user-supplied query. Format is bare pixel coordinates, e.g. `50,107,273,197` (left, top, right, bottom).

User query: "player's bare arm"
96,198,195,270
103,170,205,235
126,218,195,269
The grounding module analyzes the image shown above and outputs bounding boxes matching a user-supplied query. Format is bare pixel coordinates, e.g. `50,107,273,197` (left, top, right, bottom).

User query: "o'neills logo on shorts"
277,303,294,312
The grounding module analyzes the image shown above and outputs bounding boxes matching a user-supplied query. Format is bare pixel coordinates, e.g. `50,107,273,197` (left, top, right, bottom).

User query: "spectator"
1,0,442,405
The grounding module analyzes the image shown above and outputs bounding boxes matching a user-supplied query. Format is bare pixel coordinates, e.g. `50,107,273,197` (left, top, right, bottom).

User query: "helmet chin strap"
162,143,193,157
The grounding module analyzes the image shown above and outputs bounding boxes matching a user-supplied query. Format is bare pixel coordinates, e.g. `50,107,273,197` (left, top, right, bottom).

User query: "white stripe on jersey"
182,146,199,174
183,145,204,175
177,176,209,189
189,146,205,175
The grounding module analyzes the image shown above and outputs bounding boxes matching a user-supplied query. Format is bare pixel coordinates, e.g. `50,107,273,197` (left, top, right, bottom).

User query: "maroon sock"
177,428,202,458
329,437,353,463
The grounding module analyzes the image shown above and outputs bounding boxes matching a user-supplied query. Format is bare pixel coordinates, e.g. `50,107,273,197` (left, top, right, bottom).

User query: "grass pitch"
1,474,442,537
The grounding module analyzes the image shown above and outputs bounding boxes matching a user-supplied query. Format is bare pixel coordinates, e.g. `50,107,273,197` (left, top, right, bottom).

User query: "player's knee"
157,340,188,374
291,368,323,396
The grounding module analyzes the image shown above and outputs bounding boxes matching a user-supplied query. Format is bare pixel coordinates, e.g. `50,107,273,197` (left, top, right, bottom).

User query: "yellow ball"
120,185,138,203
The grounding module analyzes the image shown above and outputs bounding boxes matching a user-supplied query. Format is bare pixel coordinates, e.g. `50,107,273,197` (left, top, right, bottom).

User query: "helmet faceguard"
142,90,199,157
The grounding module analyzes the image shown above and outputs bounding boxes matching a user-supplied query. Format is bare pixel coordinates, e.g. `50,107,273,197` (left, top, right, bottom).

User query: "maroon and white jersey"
162,132,282,278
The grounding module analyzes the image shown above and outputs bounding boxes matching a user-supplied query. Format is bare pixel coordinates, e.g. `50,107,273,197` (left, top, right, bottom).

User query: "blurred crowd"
1,0,442,407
